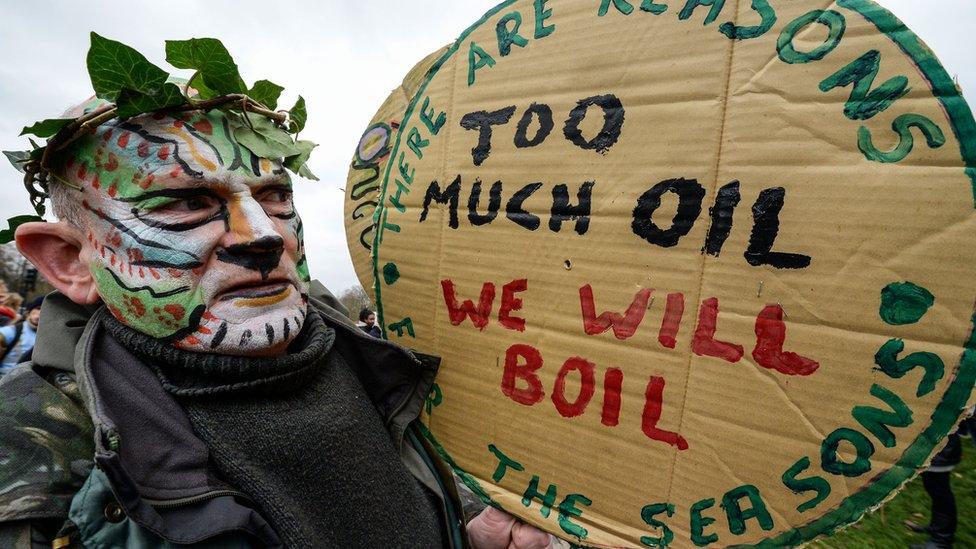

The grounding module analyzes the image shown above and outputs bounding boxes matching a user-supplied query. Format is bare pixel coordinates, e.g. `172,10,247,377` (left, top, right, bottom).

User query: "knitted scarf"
102,311,444,548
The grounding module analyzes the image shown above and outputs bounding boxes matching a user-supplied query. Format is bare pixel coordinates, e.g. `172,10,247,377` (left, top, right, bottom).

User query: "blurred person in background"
0,292,24,327
0,296,42,376
359,308,381,337
906,431,962,548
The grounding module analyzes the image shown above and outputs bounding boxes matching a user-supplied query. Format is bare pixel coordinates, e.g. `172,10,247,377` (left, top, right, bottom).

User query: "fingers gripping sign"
468,507,567,549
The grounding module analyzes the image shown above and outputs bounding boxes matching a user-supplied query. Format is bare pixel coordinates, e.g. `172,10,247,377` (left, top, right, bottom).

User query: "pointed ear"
15,221,100,305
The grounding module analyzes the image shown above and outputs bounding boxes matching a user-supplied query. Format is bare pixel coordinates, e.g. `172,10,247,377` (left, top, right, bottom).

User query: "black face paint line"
129,259,204,270
122,188,229,233
160,305,207,344
459,106,517,166
119,122,204,179
249,153,262,177
210,321,229,349
216,235,285,279
632,178,706,248
84,202,202,263
181,121,225,167
744,187,812,269
223,116,245,172
104,268,190,298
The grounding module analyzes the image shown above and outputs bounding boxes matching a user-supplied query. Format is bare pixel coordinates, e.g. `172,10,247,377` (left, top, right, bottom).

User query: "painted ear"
15,222,101,305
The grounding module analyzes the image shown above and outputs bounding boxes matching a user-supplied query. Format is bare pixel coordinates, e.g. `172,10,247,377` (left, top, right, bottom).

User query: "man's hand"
467,507,563,549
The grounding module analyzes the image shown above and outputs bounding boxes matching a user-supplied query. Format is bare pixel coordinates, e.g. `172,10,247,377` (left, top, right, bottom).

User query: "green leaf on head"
166,38,247,96
116,82,186,119
284,140,318,181
249,116,297,147
20,119,73,138
3,151,31,174
248,80,284,110
234,125,302,160
0,215,43,245
187,71,217,100
289,96,307,134
87,32,174,103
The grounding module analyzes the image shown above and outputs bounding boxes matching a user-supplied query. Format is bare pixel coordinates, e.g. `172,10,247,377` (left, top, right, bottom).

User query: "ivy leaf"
3,151,31,174
296,163,318,180
115,82,186,119
234,122,302,160
28,147,45,162
0,215,43,244
284,140,318,181
288,96,306,134
87,32,173,102
235,115,302,156
165,38,247,96
248,80,284,110
187,71,217,100
250,116,295,147
20,118,73,138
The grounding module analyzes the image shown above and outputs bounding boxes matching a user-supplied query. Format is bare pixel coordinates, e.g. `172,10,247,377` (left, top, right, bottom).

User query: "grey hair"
48,177,87,229
44,99,110,229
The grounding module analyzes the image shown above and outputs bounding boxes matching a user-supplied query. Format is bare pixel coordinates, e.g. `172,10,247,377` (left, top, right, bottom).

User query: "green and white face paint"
64,105,311,355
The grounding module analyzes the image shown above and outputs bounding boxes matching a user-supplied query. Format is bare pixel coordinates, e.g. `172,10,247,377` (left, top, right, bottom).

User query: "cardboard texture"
347,1,976,546
345,46,450,297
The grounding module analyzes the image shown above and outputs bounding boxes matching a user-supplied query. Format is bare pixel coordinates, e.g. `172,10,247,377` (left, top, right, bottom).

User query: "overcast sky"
0,1,972,294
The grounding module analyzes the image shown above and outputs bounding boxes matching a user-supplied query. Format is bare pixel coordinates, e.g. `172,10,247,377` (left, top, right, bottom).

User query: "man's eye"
152,196,219,215
261,189,292,203
184,197,212,211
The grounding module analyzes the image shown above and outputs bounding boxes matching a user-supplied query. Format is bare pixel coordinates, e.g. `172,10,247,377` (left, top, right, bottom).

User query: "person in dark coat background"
359,308,382,338
906,431,962,548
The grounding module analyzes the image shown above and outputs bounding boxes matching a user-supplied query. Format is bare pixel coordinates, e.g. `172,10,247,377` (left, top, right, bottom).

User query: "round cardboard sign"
364,1,976,546
345,46,449,295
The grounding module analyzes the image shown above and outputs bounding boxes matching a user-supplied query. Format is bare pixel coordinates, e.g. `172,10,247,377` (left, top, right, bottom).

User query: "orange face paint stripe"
162,126,218,172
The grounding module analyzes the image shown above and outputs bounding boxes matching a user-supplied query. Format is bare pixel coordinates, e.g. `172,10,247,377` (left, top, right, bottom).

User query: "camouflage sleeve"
0,366,94,526
0,522,32,548
0,518,75,549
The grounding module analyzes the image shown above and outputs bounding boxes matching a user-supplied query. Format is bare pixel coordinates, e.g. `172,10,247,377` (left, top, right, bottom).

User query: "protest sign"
356,0,976,546
345,46,449,295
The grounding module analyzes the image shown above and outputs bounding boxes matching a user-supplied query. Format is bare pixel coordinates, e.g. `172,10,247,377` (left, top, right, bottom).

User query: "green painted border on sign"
369,0,976,546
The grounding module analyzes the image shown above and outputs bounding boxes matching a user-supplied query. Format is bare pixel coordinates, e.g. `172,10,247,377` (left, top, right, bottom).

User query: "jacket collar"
30,293,99,374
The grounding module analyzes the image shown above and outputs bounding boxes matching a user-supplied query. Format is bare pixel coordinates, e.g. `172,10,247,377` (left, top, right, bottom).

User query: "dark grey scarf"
102,311,444,548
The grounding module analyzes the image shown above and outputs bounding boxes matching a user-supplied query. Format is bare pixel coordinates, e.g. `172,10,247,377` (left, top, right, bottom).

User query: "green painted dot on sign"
880,282,935,325
383,262,401,285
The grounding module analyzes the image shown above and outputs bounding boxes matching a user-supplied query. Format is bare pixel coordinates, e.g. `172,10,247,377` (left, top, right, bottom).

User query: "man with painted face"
0,101,555,548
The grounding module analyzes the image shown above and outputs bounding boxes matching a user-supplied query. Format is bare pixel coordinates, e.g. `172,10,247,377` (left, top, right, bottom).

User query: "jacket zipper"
144,489,252,509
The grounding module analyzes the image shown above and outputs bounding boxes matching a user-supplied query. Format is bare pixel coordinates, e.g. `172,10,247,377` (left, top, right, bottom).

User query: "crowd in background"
0,280,43,377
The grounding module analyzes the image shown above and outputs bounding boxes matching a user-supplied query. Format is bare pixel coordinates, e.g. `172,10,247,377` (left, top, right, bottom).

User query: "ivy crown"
1,33,318,243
